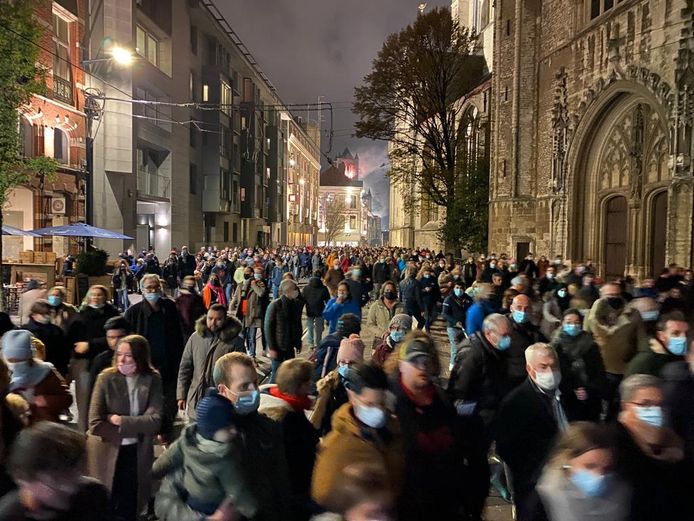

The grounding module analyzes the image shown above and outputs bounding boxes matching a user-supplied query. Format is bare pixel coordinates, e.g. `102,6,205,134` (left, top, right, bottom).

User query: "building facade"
489,0,694,279
388,1,493,252
4,0,88,260
285,117,321,246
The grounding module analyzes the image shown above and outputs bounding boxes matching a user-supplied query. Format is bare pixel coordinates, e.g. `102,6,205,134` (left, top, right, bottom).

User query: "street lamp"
110,46,134,66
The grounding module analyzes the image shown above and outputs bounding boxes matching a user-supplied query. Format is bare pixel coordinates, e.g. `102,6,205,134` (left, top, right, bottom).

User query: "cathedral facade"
490,0,694,279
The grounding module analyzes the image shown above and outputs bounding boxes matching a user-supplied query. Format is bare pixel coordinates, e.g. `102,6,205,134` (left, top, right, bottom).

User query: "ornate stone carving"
629,104,645,201
551,67,569,193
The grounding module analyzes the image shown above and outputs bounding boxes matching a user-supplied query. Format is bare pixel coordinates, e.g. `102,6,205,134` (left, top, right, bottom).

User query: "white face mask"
354,403,387,429
534,369,561,392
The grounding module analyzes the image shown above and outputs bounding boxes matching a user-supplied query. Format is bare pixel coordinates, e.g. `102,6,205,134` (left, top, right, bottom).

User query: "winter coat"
154,412,292,521
176,315,244,419
123,299,185,383
442,294,472,328
175,291,207,338
15,365,72,424
152,424,258,518
418,276,440,309
178,253,196,277
584,298,646,375
541,299,565,340
323,269,344,295
264,296,303,359
312,333,344,382
18,288,47,326
311,403,403,507
202,282,227,309
366,297,405,338
506,316,546,390
87,369,163,515
551,329,605,422
229,279,267,328
0,478,114,521
399,277,422,312
345,277,370,308
111,270,134,292
465,299,496,336
24,318,71,376
322,297,361,334
537,466,631,521
664,361,694,465
48,302,78,333
70,303,120,364
302,277,331,318
372,262,392,284
448,331,511,439
625,338,682,378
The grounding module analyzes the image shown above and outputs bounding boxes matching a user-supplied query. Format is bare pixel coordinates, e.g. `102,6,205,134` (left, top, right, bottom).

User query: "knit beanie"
389,314,412,331
336,313,361,337
2,330,34,361
196,390,236,440
336,334,365,364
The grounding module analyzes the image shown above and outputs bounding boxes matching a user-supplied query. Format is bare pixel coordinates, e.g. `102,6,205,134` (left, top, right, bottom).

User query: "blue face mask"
512,310,526,324
47,295,62,307
390,330,405,343
144,292,161,303
337,364,350,380
253,273,262,280
570,469,608,498
668,336,688,356
234,390,260,415
423,274,431,279
497,335,511,351
563,324,581,337
640,310,660,322
635,405,663,428
454,288,464,297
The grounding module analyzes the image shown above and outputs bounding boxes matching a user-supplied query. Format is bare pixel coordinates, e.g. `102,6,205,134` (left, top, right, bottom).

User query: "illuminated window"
221,81,232,116
136,25,159,67
203,84,209,102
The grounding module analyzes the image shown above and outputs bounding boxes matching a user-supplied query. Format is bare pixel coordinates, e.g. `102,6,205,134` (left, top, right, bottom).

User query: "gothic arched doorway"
604,196,627,279
650,190,668,277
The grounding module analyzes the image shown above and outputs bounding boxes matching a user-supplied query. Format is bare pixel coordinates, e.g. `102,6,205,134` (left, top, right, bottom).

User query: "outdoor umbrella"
28,222,133,240
2,225,40,237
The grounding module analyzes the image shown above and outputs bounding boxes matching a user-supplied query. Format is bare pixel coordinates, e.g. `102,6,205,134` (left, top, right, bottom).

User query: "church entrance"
604,196,627,279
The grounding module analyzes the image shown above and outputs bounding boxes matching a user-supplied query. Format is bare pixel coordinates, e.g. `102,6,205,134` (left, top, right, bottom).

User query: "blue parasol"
28,222,133,240
2,225,40,237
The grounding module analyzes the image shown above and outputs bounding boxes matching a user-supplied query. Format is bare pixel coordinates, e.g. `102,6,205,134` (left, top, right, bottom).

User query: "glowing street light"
111,46,134,66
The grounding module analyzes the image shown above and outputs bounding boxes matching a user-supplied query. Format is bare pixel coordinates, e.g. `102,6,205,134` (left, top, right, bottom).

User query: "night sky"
217,0,450,226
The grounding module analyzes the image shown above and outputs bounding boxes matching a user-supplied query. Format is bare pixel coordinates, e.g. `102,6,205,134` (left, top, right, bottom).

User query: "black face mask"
606,297,624,309
384,291,397,301
243,274,251,280
212,280,220,286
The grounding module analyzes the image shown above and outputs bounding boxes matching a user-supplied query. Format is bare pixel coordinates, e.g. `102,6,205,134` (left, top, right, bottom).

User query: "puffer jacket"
152,423,258,518
229,279,266,328
302,277,331,318
366,296,405,338
176,315,244,419
264,296,303,359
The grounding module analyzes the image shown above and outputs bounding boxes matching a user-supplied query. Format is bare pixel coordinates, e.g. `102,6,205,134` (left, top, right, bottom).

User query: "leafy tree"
323,197,346,246
354,7,487,252
0,0,58,309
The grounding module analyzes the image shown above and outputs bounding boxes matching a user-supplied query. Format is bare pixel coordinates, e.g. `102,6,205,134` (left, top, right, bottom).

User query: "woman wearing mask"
202,273,226,309
112,260,134,311
87,334,162,521
367,282,405,346
551,309,605,422
323,282,362,335
69,285,119,432
46,286,78,332
372,314,412,369
541,285,572,340
418,268,440,333
537,422,631,521
2,330,72,424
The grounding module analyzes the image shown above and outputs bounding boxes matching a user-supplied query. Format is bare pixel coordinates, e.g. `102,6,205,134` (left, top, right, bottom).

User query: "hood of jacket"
195,314,243,342
179,423,233,464
258,385,293,422
308,276,324,288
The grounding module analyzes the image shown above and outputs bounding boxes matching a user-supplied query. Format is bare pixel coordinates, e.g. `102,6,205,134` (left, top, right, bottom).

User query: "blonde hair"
276,359,313,395
213,352,257,387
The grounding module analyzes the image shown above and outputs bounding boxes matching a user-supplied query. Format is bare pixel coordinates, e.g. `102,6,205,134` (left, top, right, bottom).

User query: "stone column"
625,200,646,280
667,177,694,267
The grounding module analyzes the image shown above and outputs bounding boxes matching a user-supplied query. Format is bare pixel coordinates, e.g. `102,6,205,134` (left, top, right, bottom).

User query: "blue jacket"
322,297,361,334
465,300,496,336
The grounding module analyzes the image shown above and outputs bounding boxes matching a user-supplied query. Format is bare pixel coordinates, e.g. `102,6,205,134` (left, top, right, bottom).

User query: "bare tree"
323,197,346,246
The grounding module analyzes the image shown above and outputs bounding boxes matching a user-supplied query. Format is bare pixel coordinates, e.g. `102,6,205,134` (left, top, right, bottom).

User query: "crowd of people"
1,244,694,521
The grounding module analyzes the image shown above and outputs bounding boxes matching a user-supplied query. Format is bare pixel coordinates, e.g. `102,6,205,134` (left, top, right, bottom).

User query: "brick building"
490,0,694,279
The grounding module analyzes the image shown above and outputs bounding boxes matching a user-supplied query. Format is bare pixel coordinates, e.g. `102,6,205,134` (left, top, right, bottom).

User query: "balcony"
137,169,171,200
53,76,73,105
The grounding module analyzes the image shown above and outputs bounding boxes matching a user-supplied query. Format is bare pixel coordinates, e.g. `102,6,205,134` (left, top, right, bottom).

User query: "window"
350,215,357,230
189,164,197,194
231,177,240,212
54,129,68,164
219,126,229,158
590,0,621,20
221,81,232,116
223,222,229,242
136,25,159,67
232,223,238,242
52,13,72,103
190,24,197,54
349,195,357,209
220,169,230,199
202,84,209,102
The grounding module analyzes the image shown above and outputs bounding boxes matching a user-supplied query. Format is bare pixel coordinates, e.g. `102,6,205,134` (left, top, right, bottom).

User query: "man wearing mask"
264,280,303,383
506,294,546,390
312,363,402,509
178,245,196,279
463,256,478,288
538,265,560,296
442,280,472,368
481,259,500,283
229,267,267,361
46,286,78,332
25,300,70,378
626,312,689,377
664,333,694,467
175,275,206,339
575,272,600,306
448,314,515,518
372,255,392,299
497,343,568,521
157,352,292,521
584,282,645,420
124,273,185,441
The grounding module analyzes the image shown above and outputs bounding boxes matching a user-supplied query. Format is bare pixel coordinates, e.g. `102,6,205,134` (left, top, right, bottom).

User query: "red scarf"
269,387,312,412
399,376,435,407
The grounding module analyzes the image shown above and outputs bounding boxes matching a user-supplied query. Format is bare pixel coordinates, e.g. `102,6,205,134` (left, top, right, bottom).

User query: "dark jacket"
615,422,693,521
124,298,185,383
448,331,510,438
264,296,303,360
372,262,392,284
301,277,330,318
178,253,196,277
551,329,605,422
313,333,344,383
0,400,23,497
399,277,422,311
344,277,370,308
663,361,694,465
496,379,563,512
0,478,113,521
175,291,207,338
625,338,682,378
442,294,472,327
507,317,546,390
25,318,70,376
418,276,440,308
69,304,120,364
